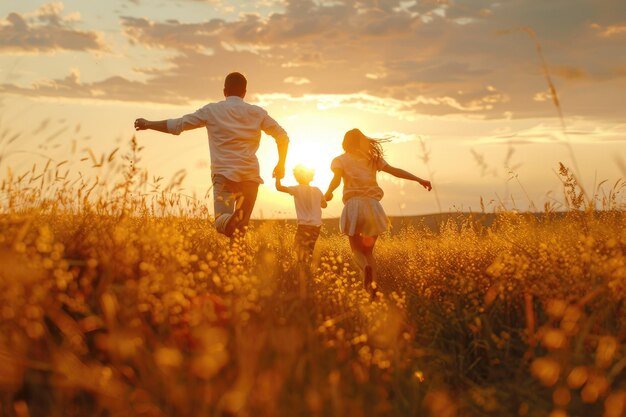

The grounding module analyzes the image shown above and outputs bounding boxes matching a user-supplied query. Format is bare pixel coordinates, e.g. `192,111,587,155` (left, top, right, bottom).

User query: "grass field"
0,140,625,417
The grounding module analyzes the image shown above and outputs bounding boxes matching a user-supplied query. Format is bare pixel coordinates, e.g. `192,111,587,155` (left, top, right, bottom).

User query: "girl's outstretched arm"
382,164,432,191
324,169,342,201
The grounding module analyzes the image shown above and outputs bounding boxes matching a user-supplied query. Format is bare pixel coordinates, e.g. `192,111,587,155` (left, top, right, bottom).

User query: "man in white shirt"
134,72,289,237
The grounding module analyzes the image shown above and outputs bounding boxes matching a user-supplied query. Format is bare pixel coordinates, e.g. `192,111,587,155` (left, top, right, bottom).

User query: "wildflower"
531,357,561,387
154,347,183,370
546,299,567,319
595,336,617,369
566,366,588,389
553,387,571,407
542,328,568,350
604,391,626,417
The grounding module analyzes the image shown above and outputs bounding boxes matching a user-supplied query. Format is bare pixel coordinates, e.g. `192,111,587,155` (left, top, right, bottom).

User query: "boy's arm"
275,178,291,194
324,169,342,201
381,164,432,191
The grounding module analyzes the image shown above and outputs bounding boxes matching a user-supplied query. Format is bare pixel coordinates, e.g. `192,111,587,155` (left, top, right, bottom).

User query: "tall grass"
0,133,624,417
0,29,624,413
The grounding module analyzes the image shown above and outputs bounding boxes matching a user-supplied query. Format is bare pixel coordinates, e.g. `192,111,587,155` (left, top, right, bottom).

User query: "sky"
0,0,625,218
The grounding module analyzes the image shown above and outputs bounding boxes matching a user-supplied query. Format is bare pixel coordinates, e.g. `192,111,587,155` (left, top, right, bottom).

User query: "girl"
324,128,432,298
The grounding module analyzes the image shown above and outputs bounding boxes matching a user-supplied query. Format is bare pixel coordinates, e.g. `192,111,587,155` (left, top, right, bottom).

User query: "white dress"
330,153,389,237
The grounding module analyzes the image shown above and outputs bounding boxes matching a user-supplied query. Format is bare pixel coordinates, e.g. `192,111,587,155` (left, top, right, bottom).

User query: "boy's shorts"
294,224,321,261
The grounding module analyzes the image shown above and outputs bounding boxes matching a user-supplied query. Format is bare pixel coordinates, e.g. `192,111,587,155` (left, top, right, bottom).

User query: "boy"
275,165,327,263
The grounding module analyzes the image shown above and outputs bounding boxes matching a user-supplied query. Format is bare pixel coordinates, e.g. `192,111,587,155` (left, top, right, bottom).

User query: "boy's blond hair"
293,164,315,185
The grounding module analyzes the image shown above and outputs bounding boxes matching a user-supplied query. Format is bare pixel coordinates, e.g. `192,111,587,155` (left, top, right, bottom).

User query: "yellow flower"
566,366,588,389
531,357,561,387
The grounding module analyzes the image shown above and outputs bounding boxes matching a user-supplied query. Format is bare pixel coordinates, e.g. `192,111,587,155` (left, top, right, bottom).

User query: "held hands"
272,163,285,180
134,118,148,131
324,191,333,201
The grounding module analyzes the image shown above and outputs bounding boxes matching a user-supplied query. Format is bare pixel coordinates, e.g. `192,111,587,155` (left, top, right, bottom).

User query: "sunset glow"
1,3,625,416
1,0,624,218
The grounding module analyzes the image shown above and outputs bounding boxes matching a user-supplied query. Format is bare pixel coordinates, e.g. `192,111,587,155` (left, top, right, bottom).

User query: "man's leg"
213,175,238,236
225,180,259,237
213,175,259,238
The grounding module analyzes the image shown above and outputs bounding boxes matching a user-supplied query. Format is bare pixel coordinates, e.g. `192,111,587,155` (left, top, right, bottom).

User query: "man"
134,72,289,237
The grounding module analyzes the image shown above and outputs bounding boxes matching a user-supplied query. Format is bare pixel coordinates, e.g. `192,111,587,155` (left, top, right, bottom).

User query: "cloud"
121,16,224,52
2,0,625,121
550,66,588,81
117,0,626,119
477,120,626,145
255,88,508,118
283,76,310,85
590,23,626,38
0,68,188,104
0,2,108,53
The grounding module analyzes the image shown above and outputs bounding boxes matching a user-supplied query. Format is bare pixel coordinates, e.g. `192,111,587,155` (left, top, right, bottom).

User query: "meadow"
0,136,625,417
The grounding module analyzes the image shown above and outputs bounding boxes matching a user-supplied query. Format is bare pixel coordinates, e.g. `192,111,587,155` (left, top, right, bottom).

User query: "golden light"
286,140,336,189
276,114,346,190
256,109,347,196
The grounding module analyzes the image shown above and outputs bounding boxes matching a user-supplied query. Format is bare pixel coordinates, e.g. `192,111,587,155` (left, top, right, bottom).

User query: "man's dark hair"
224,72,247,96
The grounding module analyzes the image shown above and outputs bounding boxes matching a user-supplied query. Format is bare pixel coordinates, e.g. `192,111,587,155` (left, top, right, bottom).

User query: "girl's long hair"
342,128,390,166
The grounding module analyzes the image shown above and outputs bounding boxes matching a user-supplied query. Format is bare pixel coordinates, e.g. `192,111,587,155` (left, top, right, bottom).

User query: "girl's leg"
348,235,368,272
362,235,378,295
349,234,379,297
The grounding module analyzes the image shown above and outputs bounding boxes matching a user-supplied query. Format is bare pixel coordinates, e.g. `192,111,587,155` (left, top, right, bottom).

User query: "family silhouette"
135,72,432,298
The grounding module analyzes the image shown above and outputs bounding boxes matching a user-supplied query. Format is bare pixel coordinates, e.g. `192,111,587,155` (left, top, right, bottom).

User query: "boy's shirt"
287,184,323,226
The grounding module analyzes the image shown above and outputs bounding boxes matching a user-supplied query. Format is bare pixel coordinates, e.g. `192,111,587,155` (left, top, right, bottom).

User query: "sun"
285,140,337,188
257,110,347,191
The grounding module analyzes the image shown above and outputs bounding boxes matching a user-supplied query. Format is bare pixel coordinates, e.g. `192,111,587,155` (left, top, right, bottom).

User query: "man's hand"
419,179,432,191
272,163,285,179
324,191,333,201
134,118,148,131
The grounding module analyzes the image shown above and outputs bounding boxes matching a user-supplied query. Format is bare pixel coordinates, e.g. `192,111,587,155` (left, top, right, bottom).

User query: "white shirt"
331,153,388,203
287,185,324,226
167,96,289,183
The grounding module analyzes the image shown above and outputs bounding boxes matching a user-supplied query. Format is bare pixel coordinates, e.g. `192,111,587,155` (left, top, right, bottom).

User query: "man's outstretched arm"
135,106,209,135
134,118,169,133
